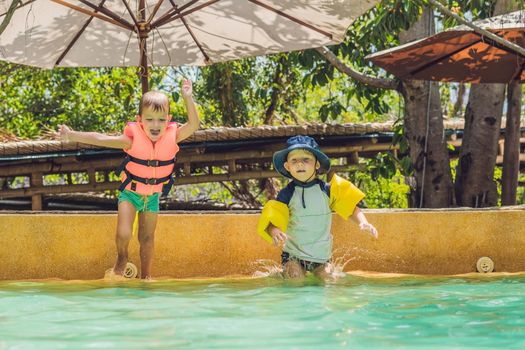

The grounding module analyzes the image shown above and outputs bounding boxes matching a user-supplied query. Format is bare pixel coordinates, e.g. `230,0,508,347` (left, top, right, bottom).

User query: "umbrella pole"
138,0,148,94
139,38,149,94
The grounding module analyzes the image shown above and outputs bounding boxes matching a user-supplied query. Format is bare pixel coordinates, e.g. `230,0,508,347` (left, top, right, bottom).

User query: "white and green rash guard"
276,179,333,263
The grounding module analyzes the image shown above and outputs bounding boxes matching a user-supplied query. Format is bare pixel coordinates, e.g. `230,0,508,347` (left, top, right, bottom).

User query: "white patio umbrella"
0,0,379,92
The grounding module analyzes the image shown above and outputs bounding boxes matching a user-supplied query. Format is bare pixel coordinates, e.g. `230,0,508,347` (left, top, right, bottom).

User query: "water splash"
332,246,395,272
332,248,358,278
250,259,284,278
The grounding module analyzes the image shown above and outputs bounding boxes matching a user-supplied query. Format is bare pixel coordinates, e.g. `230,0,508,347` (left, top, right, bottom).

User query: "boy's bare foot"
104,269,127,281
113,258,128,275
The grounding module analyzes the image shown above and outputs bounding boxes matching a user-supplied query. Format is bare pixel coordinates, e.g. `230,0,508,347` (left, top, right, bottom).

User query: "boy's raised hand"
269,225,287,247
359,222,378,239
181,79,193,98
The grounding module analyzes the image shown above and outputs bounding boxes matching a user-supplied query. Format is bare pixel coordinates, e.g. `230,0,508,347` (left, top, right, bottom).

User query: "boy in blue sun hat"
257,135,378,280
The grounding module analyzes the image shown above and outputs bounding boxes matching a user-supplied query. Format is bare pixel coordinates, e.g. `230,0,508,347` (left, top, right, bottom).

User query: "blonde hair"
140,91,169,115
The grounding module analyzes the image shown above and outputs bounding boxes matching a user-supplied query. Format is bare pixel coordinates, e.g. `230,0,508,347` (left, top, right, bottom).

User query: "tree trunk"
220,64,235,126
501,81,521,205
454,0,513,207
399,8,454,207
263,56,286,125
455,86,505,207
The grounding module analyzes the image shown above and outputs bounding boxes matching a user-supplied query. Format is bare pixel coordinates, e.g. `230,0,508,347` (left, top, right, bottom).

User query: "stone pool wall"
1,208,524,279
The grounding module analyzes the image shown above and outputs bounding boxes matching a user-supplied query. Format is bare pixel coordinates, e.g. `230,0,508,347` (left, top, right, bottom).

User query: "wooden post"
31,172,43,211
228,160,237,173
31,194,43,211
184,163,191,176
348,151,359,164
88,168,97,184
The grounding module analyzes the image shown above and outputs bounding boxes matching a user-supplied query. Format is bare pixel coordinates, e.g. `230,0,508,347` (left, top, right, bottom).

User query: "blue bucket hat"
273,135,331,179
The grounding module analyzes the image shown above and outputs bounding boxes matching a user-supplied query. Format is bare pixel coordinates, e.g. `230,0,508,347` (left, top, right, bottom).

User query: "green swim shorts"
118,190,160,213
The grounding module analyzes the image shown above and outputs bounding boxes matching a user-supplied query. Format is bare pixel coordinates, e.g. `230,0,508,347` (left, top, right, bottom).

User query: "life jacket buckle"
147,159,159,167
145,178,157,185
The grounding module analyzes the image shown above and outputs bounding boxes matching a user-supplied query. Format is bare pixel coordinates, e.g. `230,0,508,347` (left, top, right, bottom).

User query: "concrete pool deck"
1,207,524,280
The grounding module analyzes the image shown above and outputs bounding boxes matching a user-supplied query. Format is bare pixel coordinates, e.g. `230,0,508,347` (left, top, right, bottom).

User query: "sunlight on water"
1,274,525,349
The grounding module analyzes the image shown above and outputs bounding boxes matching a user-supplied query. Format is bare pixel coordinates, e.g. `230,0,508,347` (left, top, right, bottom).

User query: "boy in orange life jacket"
58,79,199,279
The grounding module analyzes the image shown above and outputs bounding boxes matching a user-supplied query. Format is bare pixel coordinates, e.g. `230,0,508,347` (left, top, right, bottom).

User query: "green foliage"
516,173,525,205
450,158,458,182
435,0,496,27
0,63,149,136
290,0,421,121
186,183,235,204
494,165,502,206
249,54,307,125
350,169,410,208
368,153,398,179
196,61,254,126
335,151,412,209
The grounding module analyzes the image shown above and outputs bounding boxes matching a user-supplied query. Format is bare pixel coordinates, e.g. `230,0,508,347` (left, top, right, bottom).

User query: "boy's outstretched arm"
351,207,378,239
59,124,132,149
267,223,288,247
176,79,200,143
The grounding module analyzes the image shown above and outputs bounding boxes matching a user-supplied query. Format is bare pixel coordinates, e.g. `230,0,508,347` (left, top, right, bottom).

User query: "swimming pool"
1,274,524,349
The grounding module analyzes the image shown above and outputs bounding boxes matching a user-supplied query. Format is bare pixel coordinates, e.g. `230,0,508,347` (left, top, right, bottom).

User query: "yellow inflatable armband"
257,200,289,244
329,174,365,220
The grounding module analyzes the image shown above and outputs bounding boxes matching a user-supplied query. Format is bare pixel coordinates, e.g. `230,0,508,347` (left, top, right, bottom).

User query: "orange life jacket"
118,122,179,196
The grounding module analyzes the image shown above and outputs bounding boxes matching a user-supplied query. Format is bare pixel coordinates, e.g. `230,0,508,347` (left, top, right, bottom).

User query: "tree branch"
314,46,399,90
264,56,285,124
0,0,23,36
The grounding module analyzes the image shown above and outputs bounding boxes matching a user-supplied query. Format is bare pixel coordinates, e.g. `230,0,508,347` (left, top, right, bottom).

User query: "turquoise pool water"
1,275,525,349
